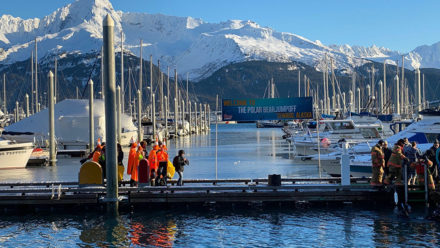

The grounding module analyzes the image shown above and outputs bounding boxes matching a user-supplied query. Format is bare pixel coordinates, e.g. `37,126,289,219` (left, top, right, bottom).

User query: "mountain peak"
70,0,114,12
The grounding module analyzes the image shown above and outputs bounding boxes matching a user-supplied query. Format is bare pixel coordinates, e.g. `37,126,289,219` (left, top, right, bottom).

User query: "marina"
1,0,440,247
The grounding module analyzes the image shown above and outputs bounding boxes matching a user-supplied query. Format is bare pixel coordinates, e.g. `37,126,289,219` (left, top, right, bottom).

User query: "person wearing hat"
173,150,189,186
371,140,385,186
384,139,409,186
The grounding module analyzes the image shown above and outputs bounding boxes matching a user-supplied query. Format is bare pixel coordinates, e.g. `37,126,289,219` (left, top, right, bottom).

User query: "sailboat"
256,78,285,128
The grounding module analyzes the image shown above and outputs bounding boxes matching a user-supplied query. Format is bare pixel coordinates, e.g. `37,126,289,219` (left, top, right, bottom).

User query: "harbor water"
0,124,439,247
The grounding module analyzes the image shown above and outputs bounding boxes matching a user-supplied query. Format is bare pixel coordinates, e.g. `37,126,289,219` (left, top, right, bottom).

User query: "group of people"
83,139,190,186
126,140,189,187
371,138,440,189
82,141,126,181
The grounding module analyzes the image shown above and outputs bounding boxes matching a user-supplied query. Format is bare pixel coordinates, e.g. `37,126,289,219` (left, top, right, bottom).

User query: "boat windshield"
360,127,381,139
328,121,355,130
425,133,440,143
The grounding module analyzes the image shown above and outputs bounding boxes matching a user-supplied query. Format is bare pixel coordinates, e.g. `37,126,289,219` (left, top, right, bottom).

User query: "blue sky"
1,0,439,52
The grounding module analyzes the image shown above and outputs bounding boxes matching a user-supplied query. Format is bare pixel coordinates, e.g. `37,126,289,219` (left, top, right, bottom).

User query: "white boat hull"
321,160,372,178
0,142,34,169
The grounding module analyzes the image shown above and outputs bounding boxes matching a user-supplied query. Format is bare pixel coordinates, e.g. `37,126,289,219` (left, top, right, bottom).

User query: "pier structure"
0,177,400,211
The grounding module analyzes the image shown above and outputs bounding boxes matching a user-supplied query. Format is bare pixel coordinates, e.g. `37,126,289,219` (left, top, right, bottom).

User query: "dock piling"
103,14,118,213
340,142,350,186
48,71,56,166
25,94,29,117
88,80,94,153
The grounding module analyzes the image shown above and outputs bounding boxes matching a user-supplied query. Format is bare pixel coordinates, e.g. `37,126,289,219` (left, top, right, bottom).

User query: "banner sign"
222,97,313,121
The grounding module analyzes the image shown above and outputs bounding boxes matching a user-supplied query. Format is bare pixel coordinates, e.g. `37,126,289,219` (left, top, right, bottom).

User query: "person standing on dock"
117,143,124,183
425,140,439,182
140,141,147,157
148,145,160,185
404,141,421,185
156,145,169,186
411,156,436,190
127,142,137,185
173,150,189,186
98,143,106,178
91,144,102,163
383,141,392,177
384,139,408,186
371,140,385,186
130,145,144,187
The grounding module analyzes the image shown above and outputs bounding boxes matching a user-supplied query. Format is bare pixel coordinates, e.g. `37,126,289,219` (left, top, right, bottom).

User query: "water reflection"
128,220,176,247
79,216,129,247
0,208,440,247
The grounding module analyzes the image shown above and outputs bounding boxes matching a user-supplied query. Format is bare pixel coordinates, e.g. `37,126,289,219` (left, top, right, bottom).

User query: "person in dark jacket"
404,141,421,185
425,141,439,181
117,143,124,165
383,141,393,177
173,150,189,186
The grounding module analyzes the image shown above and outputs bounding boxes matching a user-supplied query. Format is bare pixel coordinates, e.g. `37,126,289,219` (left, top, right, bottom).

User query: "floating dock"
0,177,405,212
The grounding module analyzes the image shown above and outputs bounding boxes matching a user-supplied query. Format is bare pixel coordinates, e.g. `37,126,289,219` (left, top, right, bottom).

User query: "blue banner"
222,97,313,121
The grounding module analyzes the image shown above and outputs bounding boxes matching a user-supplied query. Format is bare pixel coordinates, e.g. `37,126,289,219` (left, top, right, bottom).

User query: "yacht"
320,109,440,177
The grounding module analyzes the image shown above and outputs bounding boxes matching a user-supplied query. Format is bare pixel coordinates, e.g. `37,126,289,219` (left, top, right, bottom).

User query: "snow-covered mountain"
0,0,439,81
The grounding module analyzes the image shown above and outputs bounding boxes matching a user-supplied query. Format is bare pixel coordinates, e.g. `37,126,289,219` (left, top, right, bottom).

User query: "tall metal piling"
103,14,118,213
48,71,56,166
88,80,94,153
25,94,29,117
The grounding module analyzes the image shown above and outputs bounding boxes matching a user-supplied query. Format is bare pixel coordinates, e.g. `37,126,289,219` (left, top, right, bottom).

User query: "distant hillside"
0,53,439,112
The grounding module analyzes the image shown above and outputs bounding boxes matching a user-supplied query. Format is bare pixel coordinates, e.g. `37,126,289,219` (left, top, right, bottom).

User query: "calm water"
0,124,439,247
0,123,315,182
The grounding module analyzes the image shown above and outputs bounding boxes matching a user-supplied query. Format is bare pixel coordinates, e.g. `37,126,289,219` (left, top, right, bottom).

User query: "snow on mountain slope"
411,41,440,69
0,0,438,81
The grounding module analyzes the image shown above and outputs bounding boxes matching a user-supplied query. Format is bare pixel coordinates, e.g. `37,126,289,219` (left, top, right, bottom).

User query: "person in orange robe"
127,142,137,175
148,145,160,185
127,142,138,187
92,145,102,163
130,146,143,186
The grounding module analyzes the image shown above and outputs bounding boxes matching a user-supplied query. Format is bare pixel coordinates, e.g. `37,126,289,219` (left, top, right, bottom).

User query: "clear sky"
1,0,439,52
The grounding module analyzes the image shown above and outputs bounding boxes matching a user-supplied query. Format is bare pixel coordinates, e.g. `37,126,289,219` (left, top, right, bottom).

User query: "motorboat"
256,120,285,128
287,119,388,156
0,140,34,169
319,109,440,177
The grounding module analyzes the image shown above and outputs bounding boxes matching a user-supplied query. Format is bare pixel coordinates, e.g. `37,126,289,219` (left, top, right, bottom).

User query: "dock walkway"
0,177,397,210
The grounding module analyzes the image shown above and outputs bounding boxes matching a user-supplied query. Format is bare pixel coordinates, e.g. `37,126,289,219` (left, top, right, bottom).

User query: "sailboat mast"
139,39,143,111
298,69,301,97
120,31,124,113
101,46,104,99
54,57,58,103
31,52,34,115
35,38,38,112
